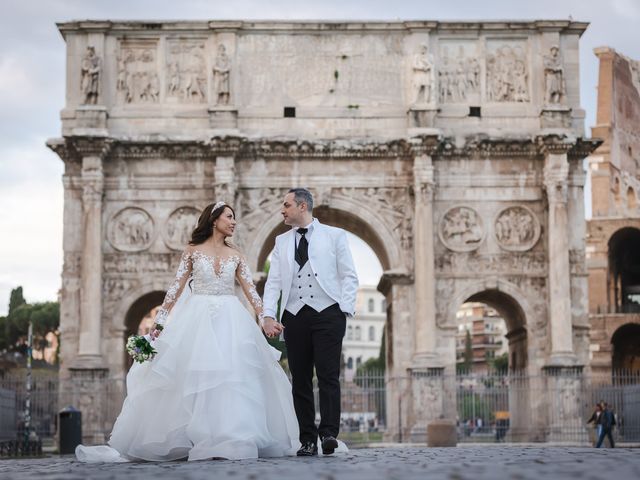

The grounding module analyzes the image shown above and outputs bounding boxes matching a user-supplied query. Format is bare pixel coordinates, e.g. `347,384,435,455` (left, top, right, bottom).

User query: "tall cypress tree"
464,329,473,371
8,287,26,315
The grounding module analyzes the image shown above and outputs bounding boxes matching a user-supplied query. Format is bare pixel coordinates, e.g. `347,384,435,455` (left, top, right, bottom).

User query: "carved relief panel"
164,207,201,251
166,38,207,103
107,207,155,252
437,40,481,104
116,39,160,104
438,206,484,252
486,40,530,103
494,205,540,251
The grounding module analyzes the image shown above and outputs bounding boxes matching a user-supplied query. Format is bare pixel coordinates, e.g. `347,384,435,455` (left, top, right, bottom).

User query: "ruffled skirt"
76,294,300,462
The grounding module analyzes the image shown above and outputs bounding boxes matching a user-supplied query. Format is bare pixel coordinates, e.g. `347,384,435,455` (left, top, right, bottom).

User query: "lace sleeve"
154,250,193,326
236,257,265,326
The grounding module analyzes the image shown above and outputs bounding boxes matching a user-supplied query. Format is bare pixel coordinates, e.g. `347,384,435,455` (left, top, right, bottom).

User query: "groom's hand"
262,317,283,337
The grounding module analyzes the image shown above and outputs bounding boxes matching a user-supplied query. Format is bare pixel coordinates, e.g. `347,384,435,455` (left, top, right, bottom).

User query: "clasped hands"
262,316,284,338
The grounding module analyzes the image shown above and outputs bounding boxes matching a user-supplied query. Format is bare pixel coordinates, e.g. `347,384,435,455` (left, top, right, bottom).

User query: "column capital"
409,133,441,156
413,154,435,203
536,134,573,156
69,135,113,159
543,149,569,204
377,269,413,296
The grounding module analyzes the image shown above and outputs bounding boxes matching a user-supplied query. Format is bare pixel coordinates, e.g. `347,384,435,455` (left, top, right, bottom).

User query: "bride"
76,201,300,462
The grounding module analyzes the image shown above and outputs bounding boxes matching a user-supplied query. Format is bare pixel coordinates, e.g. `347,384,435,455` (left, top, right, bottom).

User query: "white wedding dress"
76,250,301,462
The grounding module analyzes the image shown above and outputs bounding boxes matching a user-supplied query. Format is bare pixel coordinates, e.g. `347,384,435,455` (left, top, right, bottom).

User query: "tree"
0,315,7,351
7,303,31,352
8,287,26,315
2,287,60,362
464,329,473,371
355,330,386,380
456,329,474,375
30,302,60,361
492,352,509,373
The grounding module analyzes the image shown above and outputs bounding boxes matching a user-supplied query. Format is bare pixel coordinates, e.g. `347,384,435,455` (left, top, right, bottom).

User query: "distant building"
456,302,508,373
586,47,640,375
31,331,59,365
343,286,386,380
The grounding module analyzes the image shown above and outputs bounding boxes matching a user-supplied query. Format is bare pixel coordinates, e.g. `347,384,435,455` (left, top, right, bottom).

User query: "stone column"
543,147,577,365
412,153,437,363
70,138,111,368
77,156,104,361
378,271,413,443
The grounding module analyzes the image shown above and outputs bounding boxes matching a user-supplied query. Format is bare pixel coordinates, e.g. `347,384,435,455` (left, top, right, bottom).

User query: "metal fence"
0,371,58,442
454,371,640,444
1,369,639,446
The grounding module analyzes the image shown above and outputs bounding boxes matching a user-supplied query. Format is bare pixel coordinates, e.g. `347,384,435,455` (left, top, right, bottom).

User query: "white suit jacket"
263,219,359,320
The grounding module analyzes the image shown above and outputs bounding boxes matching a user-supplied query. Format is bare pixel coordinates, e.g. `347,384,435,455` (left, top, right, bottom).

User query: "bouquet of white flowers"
126,334,157,363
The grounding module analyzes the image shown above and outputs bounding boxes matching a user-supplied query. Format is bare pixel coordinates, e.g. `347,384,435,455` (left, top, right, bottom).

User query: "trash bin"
58,406,82,454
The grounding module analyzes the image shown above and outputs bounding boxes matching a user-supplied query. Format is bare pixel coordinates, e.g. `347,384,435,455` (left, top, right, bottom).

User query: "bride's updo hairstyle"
189,202,236,246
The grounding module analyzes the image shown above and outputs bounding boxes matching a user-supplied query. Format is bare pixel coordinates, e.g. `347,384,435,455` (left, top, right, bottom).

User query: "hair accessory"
212,201,226,214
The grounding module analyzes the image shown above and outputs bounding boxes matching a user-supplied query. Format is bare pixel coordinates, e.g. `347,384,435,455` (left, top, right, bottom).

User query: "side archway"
611,323,640,372
448,278,530,371
122,291,165,368
608,227,640,313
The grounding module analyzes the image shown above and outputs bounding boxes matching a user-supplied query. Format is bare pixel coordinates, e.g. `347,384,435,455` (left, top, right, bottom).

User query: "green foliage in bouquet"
126,335,157,363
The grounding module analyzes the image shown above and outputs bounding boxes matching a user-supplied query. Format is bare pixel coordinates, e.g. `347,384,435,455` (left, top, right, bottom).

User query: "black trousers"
282,303,346,444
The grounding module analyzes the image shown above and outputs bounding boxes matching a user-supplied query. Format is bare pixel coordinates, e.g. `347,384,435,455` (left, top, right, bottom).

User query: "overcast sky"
0,0,638,314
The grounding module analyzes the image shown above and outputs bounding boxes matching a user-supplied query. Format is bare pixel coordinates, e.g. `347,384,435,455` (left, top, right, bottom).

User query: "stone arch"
608,227,640,313
122,290,166,368
245,198,403,274
448,278,531,371
611,323,640,372
110,278,170,373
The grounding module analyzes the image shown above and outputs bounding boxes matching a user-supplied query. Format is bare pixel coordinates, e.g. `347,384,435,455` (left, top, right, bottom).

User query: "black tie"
295,228,309,270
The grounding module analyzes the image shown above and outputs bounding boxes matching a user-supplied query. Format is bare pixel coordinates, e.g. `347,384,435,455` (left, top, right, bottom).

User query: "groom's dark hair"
289,188,314,213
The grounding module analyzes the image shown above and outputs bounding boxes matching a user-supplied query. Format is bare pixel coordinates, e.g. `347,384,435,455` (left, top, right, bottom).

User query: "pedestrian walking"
595,402,616,448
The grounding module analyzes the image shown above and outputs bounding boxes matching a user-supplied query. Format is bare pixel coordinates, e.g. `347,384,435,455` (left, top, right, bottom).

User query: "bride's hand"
262,317,283,338
150,328,162,340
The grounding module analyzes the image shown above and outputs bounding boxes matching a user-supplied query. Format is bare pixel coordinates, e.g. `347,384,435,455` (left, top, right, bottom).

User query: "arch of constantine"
48,20,600,443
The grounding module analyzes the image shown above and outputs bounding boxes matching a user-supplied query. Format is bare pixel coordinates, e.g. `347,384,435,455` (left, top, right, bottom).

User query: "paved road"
1,446,638,480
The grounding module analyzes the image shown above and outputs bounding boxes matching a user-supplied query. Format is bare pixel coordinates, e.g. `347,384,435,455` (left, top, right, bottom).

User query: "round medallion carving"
494,205,540,252
164,206,201,251
439,206,484,252
107,207,155,252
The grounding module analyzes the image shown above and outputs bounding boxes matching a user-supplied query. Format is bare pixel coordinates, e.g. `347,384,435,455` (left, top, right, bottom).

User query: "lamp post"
24,321,33,443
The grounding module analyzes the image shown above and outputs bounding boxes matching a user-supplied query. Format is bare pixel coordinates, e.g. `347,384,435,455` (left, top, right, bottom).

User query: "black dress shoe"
321,436,338,455
296,442,318,456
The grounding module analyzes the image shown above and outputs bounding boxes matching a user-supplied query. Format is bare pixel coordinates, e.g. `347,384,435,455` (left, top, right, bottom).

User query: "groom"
262,188,359,456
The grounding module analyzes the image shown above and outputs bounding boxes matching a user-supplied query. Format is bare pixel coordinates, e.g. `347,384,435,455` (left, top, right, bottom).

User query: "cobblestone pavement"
1,446,638,480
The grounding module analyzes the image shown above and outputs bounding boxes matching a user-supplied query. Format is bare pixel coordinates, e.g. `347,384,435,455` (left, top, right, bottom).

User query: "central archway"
252,204,396,274
248,203,402,437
